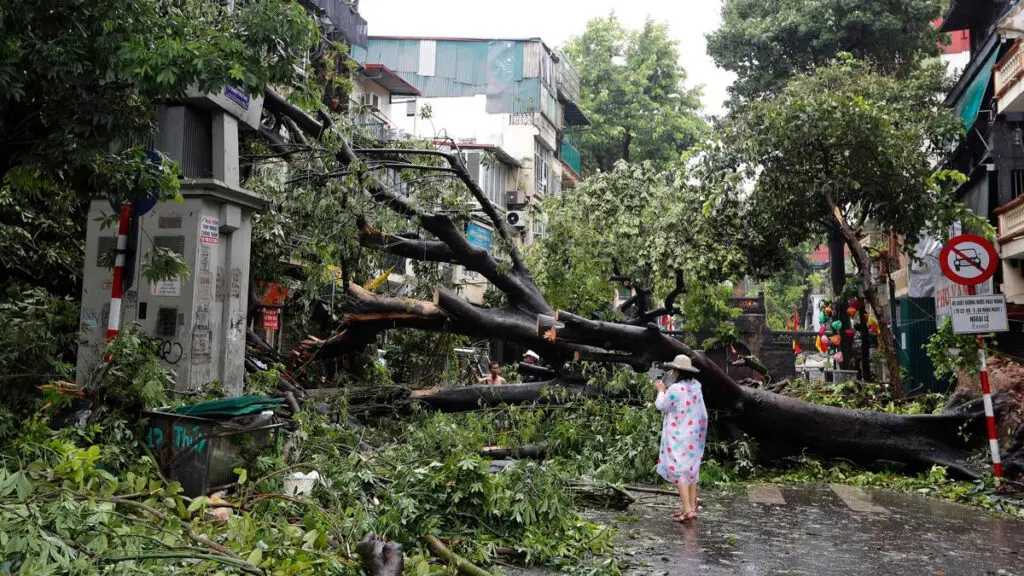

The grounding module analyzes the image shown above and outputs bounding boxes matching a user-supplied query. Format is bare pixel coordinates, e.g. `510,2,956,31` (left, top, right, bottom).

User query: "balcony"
995,40,1024,114
554,50,581,104
559,137,581,177
352,105,393,142
996,194,1024,259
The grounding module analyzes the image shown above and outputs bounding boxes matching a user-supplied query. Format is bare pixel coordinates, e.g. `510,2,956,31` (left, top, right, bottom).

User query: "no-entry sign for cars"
939,234,999,286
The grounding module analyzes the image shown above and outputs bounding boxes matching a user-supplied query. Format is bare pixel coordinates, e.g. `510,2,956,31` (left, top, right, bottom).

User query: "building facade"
349,36,589,303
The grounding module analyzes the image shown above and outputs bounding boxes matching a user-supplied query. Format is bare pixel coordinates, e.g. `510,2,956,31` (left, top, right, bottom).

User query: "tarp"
173,395,284,418
953,48,999,129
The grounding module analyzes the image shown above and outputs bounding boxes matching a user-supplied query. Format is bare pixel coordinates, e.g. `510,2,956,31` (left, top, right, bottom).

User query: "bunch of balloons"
816,297,865,365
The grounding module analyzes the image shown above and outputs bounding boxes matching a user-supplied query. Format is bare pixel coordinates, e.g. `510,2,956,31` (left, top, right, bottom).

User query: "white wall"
389,95,506,146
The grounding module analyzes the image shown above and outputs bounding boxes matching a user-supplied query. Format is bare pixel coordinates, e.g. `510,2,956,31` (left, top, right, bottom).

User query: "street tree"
564,14,705,173
718,56,980,391
706,0,945,101
246,91,1011,478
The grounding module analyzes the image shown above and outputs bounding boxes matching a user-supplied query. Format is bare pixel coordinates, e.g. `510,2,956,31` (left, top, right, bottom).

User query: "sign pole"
970,283,1004,480
105,203,133,344
939,234,1005,481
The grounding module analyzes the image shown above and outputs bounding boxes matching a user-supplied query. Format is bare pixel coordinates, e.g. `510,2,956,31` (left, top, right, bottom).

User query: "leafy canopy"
707,0,945,101
722,57,972,262
527,161,748,317
564,14,705,173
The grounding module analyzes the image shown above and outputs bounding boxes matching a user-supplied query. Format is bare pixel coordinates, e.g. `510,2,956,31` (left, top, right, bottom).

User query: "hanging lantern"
847,306,857,318
818,325,826,335
831,320,842,331
824,306,833,316
830,334,842,346
845,328,856,337
849,299,862,311
819,312,827,323
820,335,830,348
833,351,844,364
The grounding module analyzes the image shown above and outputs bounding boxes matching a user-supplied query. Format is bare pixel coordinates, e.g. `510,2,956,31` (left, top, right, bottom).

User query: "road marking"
830,484,888,514
747,484,786,505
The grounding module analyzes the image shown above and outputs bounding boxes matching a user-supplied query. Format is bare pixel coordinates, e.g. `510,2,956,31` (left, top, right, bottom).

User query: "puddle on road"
512,485,1024,576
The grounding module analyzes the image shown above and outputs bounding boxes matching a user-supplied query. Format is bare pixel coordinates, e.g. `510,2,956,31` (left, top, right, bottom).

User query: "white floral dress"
655,378,708,485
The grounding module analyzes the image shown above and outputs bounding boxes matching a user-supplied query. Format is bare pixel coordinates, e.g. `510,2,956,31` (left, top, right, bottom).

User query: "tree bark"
829,222,855,370
408,381,599,411
826,199,902,396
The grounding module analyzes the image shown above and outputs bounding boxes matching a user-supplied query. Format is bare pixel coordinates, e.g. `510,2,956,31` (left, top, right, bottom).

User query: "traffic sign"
949,294,1008,334
938,234,998,286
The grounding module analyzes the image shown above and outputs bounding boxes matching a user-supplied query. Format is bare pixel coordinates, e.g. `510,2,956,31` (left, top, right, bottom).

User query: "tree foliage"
707,0,945,101
564,14,705,173
0,0,320,294
723,57,970,258
527,161,748,317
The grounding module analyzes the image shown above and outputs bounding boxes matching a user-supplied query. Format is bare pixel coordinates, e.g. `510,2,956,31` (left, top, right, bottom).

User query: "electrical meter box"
77,105,265,395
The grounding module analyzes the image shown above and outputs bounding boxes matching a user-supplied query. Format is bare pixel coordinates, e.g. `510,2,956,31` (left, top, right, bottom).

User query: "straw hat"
665,354,699,373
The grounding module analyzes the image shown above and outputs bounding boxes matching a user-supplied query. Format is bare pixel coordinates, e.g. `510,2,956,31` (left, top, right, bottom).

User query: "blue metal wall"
360,38,541,113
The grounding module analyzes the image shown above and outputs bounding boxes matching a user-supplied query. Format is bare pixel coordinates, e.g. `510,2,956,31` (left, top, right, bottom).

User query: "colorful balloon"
830,334,842,346
845,328,856,337
819,312,827,323
832,320,842,331
847,306,857,318
824,306,833,316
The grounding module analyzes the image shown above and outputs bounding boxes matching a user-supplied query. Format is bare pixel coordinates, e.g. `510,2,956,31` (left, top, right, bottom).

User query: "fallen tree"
259,92,1012,480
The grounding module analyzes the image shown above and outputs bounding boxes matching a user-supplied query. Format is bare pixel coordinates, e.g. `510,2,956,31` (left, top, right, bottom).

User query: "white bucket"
283,471,320,496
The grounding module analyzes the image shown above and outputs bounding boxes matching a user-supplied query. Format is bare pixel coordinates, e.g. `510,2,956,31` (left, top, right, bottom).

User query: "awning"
561,100,590,126
940,0,973,32
950,46,999,129
360,64,421,96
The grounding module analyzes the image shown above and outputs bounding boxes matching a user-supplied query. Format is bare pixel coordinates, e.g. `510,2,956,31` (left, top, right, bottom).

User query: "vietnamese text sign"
262,309,279,332
935,276,993,320
200,216,220,245
151,278,181,297
949,295,1008,334
466,222,494,251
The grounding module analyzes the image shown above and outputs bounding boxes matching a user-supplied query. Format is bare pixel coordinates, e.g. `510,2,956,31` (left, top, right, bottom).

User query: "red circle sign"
939,234,998,286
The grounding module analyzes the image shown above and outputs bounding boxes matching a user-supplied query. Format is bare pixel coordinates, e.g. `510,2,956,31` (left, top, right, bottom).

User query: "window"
481,160,508,207
406,99,416,117
531,216,546,237
1013,169,1024,200
534,141,552,195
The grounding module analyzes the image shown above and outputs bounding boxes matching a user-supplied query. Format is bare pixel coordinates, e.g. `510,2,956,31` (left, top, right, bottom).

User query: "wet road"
523,484,1024,575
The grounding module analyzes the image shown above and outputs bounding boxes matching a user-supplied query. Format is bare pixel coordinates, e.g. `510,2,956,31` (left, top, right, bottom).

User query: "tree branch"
357,217,457,263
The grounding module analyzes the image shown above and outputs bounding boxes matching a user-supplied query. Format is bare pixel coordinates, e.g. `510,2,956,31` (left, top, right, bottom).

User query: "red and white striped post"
968,284,1003,480
105,203,133,344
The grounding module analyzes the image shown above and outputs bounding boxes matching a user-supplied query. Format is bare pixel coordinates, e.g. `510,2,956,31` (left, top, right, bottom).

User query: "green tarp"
953,48,999,130
173,395,284,418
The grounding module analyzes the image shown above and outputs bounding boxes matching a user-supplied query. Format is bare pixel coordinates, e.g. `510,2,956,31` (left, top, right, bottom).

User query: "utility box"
77,102,265,396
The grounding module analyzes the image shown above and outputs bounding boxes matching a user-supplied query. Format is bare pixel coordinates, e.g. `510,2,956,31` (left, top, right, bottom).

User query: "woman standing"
654,354,708,522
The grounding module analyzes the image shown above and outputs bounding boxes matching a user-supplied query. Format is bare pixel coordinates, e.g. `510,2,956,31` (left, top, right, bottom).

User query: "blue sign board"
224,86,251,110
466,223,494,251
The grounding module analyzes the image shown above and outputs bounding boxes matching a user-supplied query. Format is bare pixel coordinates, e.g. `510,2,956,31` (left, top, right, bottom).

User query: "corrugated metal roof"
365,38,420,73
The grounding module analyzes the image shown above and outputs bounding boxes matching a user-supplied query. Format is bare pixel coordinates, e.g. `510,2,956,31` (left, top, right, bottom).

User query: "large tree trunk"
827,200,902,396
829,223,855,370
261,97,998,480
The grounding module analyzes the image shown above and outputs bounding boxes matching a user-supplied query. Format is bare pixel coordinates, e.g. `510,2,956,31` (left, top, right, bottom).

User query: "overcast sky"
358,0,736,116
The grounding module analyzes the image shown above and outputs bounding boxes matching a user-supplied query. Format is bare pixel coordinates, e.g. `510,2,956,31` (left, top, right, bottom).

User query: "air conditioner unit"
361,92,381,109
506,211,527,229
507,190,527,206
